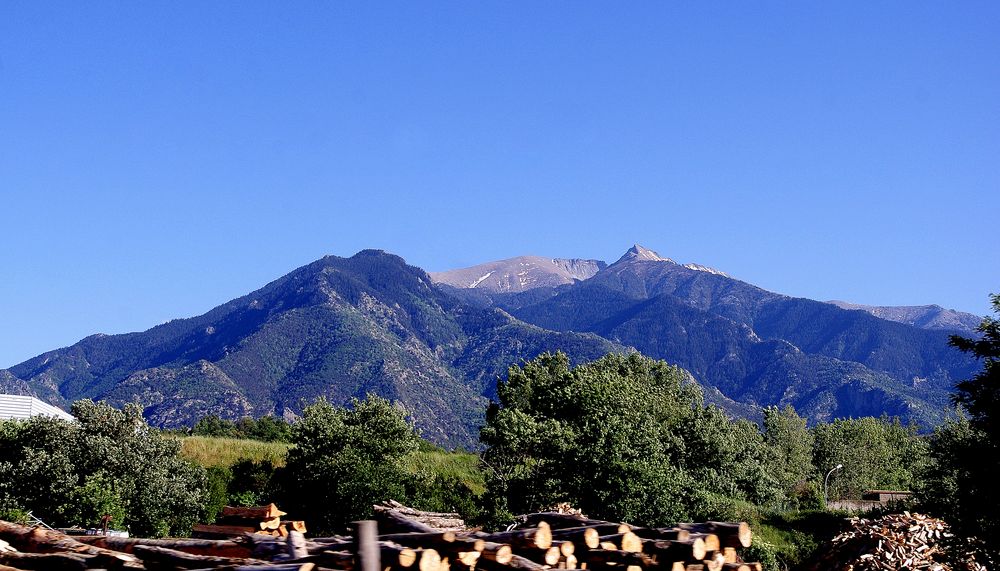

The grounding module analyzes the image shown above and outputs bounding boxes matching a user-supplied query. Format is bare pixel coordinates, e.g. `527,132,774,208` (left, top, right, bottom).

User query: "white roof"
0,394,74,421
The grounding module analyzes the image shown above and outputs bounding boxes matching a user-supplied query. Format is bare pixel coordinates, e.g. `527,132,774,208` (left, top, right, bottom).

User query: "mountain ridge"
2,245,979,447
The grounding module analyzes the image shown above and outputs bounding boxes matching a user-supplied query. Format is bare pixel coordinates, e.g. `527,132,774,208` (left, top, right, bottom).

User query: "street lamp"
824,464,843,506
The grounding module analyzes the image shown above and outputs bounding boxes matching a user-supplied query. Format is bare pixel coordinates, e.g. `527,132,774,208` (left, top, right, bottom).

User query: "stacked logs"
0,507,760,571
804,512,990,571
193,504,308,539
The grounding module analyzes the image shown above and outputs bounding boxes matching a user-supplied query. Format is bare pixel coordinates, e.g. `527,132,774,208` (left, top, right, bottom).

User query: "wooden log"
556,540,575,557
577,549,654,568
455,551,480,567
519,546,561,566
287,531,309,560
415,548,441,571
550,527,600,550
192,524,261,538
478,543,513,565
374,511,439,535
0,551,89,571
722,548,736,564
686,534,719,553
283,521,308,534
0,521,137,567
598,533,641,553
630,528,691,543
517,514,631,533
222,504,288,520
186,564,316,571
132,544,268,570
477,522,551,550
560,554,578,569
642,538,706,562
676,524,750,549
76,535,253,558
376,533,459,549
477,554,547,571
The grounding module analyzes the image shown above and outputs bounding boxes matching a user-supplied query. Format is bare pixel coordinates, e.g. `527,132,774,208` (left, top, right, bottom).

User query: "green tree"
479,352,780,528
762,405,816,507
0,400,207,537
277,395,420,535
917,294,1000,553
811,416,927,501
192,415,239,438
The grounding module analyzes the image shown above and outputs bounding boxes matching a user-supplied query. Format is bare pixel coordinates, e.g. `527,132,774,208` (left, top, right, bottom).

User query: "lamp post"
824,464,843,506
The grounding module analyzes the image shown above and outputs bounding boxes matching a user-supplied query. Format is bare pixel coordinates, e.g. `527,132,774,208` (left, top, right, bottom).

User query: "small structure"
862,490,912,502
0,394,74,421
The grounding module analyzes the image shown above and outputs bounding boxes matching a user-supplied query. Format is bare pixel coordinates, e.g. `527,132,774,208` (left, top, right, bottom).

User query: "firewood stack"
804,512,990,571
0,505,761,571
192,503,309,539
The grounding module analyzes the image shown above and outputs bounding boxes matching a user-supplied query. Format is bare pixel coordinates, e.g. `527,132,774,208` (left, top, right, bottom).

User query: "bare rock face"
429,256,606,293
828,300,982,334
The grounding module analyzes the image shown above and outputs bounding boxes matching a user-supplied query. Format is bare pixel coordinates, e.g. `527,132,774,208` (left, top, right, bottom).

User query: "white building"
0,394,74,421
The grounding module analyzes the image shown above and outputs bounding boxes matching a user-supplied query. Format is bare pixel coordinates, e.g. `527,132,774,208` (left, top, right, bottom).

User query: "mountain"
429,256,606,293
2,251,623,448
4,245,977,445
827,301,982,334
492,246,976,427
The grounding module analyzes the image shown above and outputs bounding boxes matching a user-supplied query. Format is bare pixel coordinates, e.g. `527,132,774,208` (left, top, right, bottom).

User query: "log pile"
804,512,990,571
193,504,309,539
0,506,761,571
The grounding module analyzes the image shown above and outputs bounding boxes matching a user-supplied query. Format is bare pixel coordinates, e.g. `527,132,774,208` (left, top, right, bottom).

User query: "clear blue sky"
2,2,998,368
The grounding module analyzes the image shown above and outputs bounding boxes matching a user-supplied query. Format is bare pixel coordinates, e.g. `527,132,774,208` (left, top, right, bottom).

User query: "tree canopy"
0,400,206,537
479,352,780,527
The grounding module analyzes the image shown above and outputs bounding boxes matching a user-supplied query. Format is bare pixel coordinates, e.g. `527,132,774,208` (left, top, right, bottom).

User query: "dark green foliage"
192,415,292,442
277,395,420,535
0,400,207,537
193,415,239,438
762,405,816,508
811,416,928,501
228,458,279,507
203,466,232,523
916,294,1000,554
480,352,781,527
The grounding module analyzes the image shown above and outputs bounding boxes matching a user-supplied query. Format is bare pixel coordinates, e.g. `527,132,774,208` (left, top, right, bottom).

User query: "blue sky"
1,2,998,368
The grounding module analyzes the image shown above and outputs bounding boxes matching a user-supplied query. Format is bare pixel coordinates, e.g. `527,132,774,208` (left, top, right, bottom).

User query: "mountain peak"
615,244,674,264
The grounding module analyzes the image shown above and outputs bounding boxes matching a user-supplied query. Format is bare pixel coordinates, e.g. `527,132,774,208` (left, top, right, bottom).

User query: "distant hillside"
3,245,977,446
828,300,982,334
3,251,624,448
497,246,975,427
430,256,606,293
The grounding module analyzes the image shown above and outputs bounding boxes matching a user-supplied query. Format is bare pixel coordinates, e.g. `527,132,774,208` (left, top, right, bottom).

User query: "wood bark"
478,543,513,565
221,505,287,520
549,527,600,549
517,546,560,566
0,551,90,571
132,544,268,570
75,536,252,558
598,533,642,553
477,522,552,550
478,554,547,571
641,538,706,563
631,528,691,543
0,521,137,567
676,524,750,549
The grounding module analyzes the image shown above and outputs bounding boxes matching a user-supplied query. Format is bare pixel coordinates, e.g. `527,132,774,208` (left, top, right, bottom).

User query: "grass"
751,509,852,570
174,435,291,468
400,445,486,495
174,436,485,495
